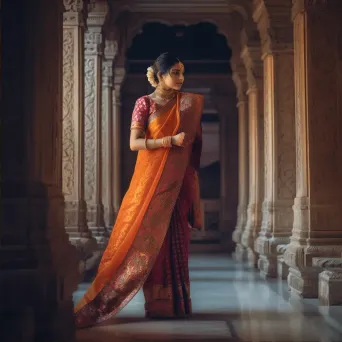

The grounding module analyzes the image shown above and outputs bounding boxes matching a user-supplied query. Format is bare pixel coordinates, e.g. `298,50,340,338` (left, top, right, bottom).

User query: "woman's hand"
172,132,189,147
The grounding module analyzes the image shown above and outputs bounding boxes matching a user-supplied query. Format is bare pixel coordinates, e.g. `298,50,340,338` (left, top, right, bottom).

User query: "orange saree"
74,92,203,328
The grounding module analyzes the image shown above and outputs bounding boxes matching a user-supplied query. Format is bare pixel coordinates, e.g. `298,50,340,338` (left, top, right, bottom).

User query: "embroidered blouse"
130,96,152,131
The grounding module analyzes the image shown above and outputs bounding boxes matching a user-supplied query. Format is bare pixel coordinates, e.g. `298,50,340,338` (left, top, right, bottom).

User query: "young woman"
74,52,203,328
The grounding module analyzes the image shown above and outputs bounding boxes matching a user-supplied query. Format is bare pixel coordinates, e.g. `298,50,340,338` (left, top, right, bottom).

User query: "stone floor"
74,253,342,342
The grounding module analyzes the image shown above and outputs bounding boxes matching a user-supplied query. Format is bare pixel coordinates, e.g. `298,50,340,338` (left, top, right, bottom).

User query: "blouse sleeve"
130,96,150,131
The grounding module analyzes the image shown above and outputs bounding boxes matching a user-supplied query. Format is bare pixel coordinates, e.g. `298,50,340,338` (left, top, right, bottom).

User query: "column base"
64,200,88,230
258,255,278,278
255,236,290,278
319,270,342,306
87,204,110,249
277,255,289,280
247,248,258,268
70,235,102,277
285,244,342,298
234,244,248,262
103,206,115,229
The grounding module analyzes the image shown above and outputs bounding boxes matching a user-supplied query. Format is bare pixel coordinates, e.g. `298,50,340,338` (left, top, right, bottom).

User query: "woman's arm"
130,129,173,151
129,96,187,151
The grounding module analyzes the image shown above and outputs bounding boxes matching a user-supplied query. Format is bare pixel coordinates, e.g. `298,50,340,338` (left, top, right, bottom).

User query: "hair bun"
146,66,158,88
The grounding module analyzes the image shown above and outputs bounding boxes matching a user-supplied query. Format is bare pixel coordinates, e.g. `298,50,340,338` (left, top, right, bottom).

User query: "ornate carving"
253,1,293,55
102,60,113,88
63,0,84,12
84,57,96,203
241,45,263,90
85,30,102,55
104,40,118,60
62,29,75,197
277,53,296,200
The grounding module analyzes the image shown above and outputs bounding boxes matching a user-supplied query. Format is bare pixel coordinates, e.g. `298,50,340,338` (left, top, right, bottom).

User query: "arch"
126,21,232,62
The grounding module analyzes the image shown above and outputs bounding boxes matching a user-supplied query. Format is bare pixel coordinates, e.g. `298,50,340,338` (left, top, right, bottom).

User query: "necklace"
154,86,176,101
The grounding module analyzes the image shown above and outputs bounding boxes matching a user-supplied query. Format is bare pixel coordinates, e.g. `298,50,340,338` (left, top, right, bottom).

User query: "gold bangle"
145,136,150,150
162,136,172,148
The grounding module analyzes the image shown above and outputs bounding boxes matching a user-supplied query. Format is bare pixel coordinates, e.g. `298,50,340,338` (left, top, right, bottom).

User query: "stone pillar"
217,94,239,252
1,0,79,340
231,62,249,261
112,66,126,218
284,0,342,297
102,40,118,229
241,45,264,268
253,1,296,278
84,6,108,245
62,0,92,247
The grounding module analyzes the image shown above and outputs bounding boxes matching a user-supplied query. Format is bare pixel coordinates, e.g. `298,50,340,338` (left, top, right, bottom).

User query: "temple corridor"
74,254,342,342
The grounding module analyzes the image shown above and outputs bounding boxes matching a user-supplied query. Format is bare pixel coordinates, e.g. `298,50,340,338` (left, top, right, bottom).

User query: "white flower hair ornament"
146,66,158,88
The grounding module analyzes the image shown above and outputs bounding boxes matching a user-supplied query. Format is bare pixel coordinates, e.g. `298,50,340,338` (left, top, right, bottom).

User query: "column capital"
292,0,342,19
104,40,118,60
231,62,248,104
114,66,126,93
63,0,87,26
241,45,263,90
102,40,118,88
252,0,293,56
64,0,85,12
87,1,108,28
85,29,103,55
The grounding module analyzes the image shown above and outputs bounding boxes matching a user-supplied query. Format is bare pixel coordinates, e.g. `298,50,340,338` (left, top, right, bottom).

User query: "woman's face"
159,62,185,90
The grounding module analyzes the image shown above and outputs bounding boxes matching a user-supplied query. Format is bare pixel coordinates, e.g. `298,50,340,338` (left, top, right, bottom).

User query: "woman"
74,52,203,328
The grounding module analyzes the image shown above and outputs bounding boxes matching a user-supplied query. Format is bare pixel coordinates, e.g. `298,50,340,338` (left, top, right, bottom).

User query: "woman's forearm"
130,136,174,151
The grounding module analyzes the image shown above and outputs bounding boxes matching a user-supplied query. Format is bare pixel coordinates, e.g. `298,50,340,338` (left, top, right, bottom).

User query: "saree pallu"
74,92,203,328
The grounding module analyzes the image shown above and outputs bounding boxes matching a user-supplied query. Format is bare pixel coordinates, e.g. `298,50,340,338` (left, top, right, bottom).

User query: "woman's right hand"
172,132,187,147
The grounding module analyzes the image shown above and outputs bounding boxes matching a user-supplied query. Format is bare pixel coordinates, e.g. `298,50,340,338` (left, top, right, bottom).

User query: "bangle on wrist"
162,136,172,148
145,136,150,150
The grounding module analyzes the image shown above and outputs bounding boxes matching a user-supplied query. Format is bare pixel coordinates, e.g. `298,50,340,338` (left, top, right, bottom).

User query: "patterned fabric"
143,167,195,318
130,96,150,130
74,92,204,329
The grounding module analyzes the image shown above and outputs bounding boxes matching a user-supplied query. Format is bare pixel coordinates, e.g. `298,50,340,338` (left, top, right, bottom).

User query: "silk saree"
74,92,203,328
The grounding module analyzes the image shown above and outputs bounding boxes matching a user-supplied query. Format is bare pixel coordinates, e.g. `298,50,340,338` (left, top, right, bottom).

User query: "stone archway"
120,20,238,251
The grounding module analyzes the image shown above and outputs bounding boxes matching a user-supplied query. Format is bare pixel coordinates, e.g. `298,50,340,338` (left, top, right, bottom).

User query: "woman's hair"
146,52,181,88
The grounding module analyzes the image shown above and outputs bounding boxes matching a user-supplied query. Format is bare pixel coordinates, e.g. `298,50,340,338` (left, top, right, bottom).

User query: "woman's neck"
154,86,176,100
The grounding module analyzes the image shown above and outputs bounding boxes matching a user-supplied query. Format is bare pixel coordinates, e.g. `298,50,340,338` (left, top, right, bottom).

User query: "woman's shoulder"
135,95,150,105
180,92,203,99
180,92,204,104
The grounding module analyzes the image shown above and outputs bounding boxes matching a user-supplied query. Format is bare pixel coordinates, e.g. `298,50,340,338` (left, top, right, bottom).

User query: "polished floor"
74,253,342,342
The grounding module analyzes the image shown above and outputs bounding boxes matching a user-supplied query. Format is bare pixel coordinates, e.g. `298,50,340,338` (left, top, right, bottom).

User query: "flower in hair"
146,66,158,88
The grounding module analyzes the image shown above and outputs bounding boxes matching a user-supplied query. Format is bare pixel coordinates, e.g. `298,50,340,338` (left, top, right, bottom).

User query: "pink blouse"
130,96,153,131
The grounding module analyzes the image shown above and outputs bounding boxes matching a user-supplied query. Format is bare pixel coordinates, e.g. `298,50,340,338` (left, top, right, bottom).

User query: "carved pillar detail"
240,45,264,268
63,0,90,243
284,0,342,297
84,10,107,245
112,66,126,218
102,40,118,229
231,61,249,261
253,1,296,278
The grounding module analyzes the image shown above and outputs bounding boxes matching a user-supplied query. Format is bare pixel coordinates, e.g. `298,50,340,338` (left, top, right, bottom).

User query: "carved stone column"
63,0,92,247
284,0,342,297
112,66,126,218
231,62,249,261
1,0,79,340
241,45,264,268
102,40,118,229
253,1,296,278
84,7,107,245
